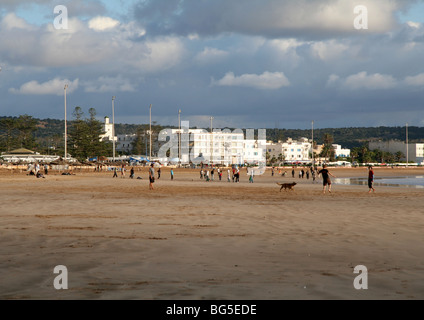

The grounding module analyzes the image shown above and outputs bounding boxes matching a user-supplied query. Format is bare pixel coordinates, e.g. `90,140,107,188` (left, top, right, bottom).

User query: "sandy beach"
1,166,424,300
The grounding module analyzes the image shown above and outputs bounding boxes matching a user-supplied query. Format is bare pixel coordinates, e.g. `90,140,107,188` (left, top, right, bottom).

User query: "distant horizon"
1,114,422,131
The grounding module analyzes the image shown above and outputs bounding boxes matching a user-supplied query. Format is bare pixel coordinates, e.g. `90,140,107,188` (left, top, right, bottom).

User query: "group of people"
113,162,377,194
200,167,241,183
316,165,375,194
27,163,48,178
289,167,317,182
272,165,376,194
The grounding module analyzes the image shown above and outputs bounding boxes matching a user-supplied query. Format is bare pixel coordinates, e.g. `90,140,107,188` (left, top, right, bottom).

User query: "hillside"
1,116,423,150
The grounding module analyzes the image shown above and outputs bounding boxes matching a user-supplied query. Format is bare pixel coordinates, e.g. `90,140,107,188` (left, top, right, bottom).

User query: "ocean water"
334,176,424,189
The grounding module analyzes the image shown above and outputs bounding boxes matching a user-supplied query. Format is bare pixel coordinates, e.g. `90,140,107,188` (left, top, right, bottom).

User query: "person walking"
318,165,336,194
149,163,155,190
368,166,375,193
113,167,118,178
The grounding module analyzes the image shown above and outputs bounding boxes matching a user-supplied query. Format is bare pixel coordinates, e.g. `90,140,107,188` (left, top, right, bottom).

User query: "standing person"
44,164,49,175
206,170,210,182
232,167,236,182
235,167,240,183
149,163,155,190
272,167,275,177
130,166,135,179
200,169,204,180
249,168,254,183
227,169,231,182
368,166,375,193
211,168,215,181
121,164,126,178
158,167,161,180
219,168,223,181
318,165,336,194
292,168,295,178
113,167,118,178
170,168,174,180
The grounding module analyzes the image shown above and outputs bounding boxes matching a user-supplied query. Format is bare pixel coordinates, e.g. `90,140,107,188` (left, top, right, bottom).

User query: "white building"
100,117,117,143
369,140,424,164
267,138,312,163
332,144,351,158
0,148,74,163
116,134,137,154
162,126,265,166
244,139,265,165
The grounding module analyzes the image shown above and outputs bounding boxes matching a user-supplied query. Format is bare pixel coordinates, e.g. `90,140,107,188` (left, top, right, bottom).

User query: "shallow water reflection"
334,176,424,189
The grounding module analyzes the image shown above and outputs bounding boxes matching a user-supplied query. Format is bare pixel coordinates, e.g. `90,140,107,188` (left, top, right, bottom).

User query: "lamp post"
149,104,152,162
112,96,116,162
64,84,68,160
406,123,409,167
210,116,214,165
178,109,181,166
312,120,314,168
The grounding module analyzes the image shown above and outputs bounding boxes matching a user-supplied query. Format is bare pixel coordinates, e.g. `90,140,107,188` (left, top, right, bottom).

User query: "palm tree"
278,153,284,163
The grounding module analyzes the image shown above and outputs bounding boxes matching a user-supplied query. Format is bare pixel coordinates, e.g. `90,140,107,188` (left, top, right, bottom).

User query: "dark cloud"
133,0,415,39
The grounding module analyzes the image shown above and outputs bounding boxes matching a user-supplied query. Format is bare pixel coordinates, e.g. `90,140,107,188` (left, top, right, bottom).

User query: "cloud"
9,78,79,95
404,73,424,86
212,71,290,90
0,15,183,72
83,76,136,93
331,71,398,90
195,47,229,64
311,40,349,61
127,37,185,73
326,74,341,87
0,12,35,30
88,16,120,31
330,71,424,90
134,0,412,39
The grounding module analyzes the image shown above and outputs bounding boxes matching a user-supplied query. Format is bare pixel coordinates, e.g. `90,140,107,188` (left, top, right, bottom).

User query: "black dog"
277,182,297,191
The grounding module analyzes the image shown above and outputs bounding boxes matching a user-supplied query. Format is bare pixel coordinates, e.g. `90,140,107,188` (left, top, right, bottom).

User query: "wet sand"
1,167,424,300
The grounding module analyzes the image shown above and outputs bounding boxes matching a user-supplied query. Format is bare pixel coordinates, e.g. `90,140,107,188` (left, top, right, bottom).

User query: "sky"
1,0,424,130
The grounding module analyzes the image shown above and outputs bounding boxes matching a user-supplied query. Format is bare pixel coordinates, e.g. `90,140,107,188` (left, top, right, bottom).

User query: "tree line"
0,108,113,161
1,114,422,162
267,126,424,149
